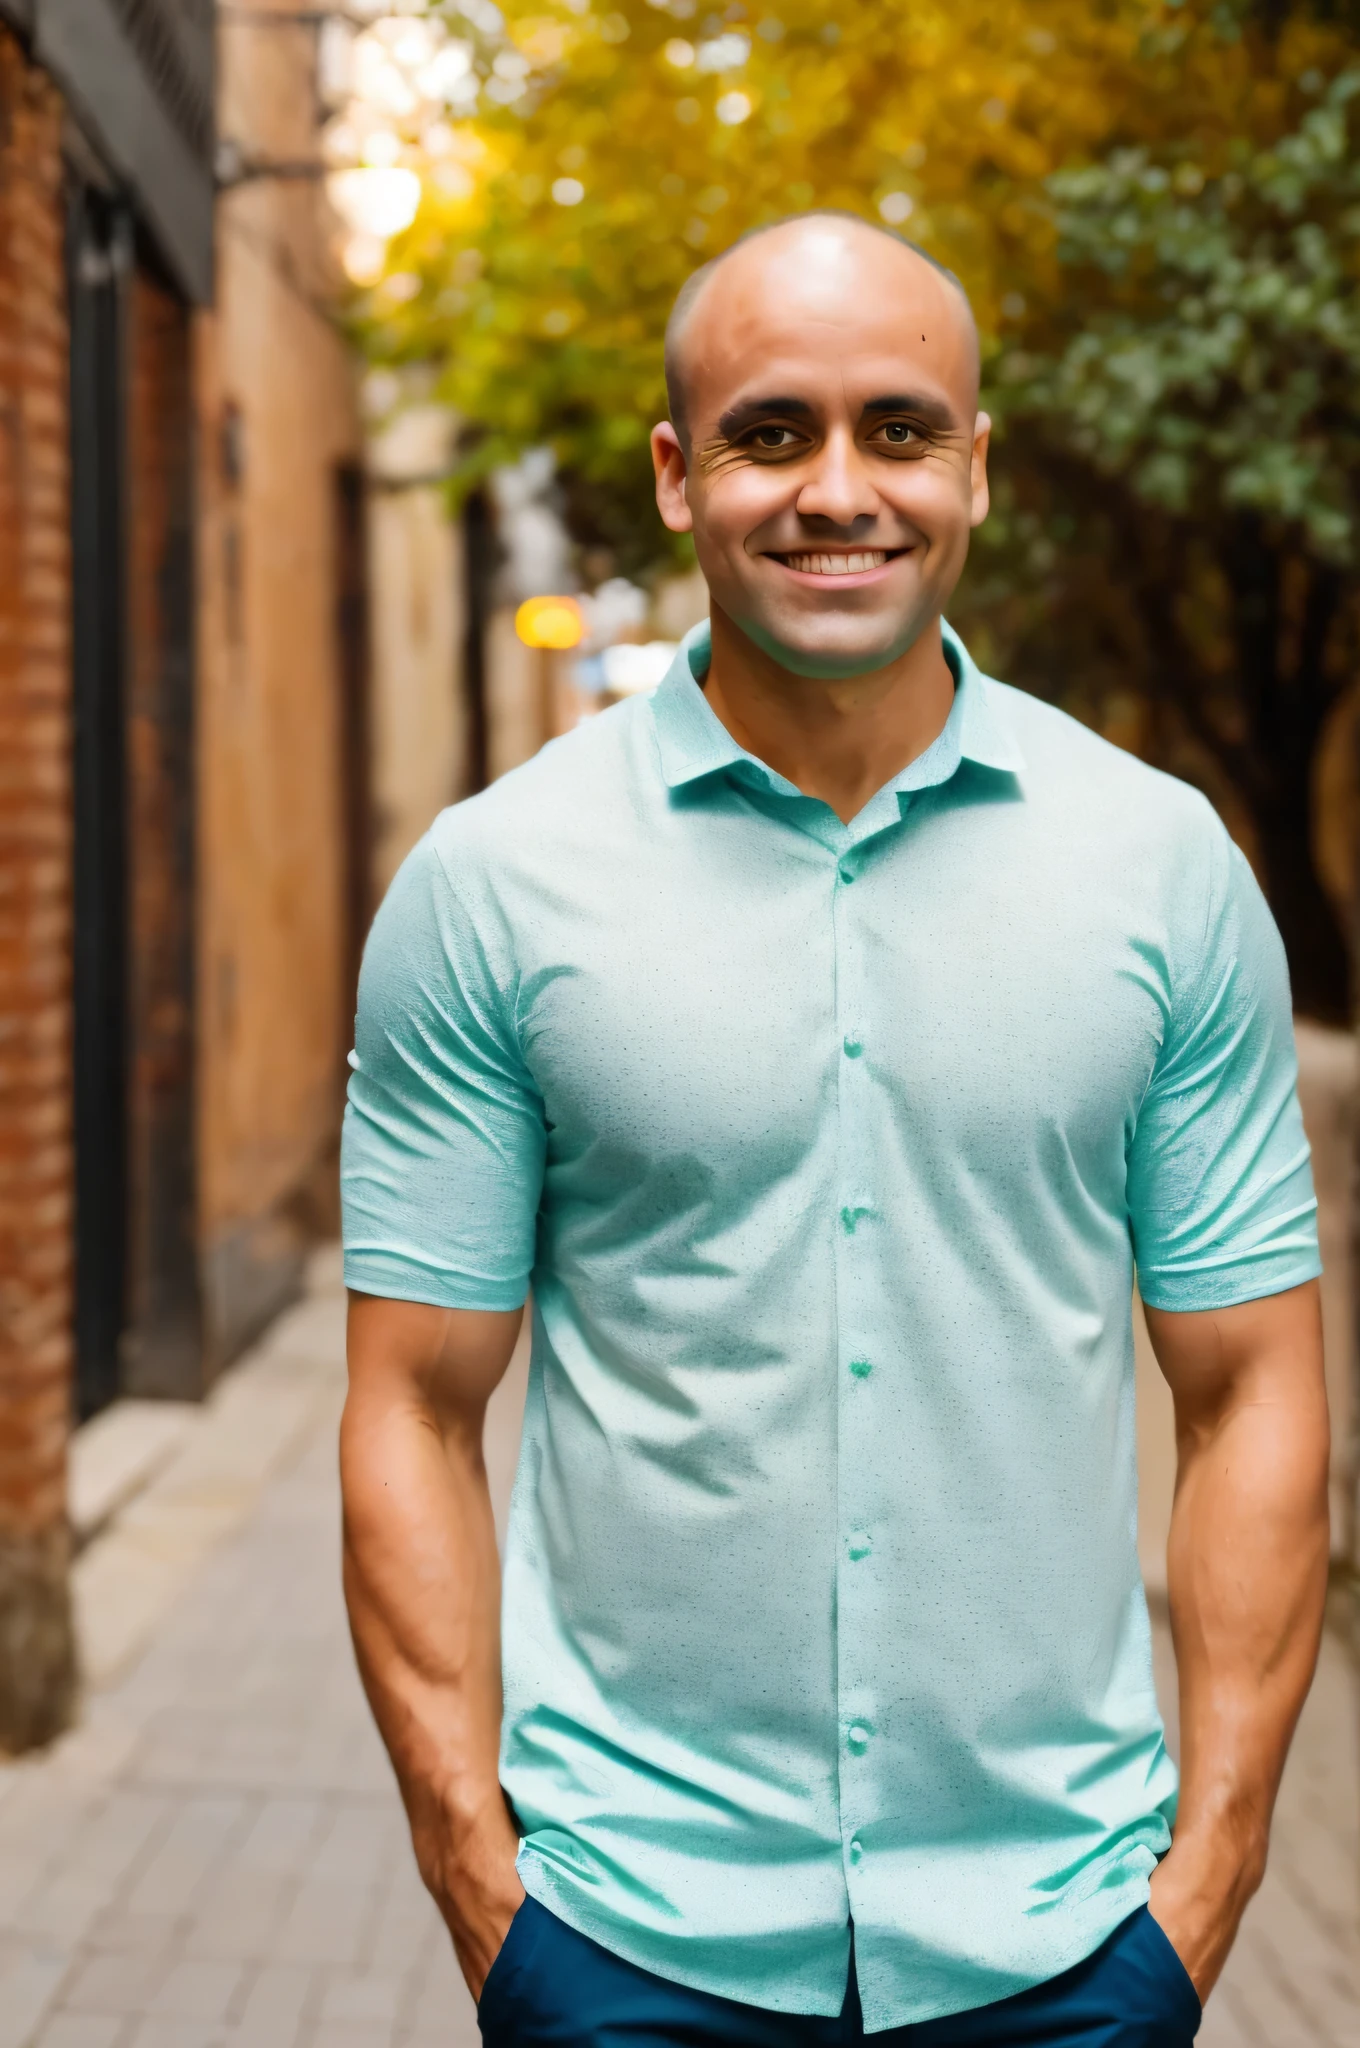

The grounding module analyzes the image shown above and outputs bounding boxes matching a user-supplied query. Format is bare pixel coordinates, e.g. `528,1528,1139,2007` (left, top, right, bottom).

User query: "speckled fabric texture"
342,621,1319,2030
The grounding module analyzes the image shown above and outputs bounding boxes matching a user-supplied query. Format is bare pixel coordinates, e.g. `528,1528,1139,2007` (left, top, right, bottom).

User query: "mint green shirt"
342,622,1319,2028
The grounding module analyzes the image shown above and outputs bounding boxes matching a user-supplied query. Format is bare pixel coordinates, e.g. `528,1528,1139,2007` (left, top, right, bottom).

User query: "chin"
741,611,916,681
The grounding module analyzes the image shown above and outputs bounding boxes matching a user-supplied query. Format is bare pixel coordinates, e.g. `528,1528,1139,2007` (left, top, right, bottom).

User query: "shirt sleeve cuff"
342,1250,529,1313
1136,1248,1322,1315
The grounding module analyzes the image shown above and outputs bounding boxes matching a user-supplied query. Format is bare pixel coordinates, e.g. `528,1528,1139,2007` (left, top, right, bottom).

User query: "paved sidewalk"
1,1252,1356,2047
0,1253,492,2048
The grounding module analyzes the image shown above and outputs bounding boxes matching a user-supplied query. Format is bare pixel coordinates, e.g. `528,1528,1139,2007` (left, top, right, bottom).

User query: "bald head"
650,209,992,681
664,211,979,447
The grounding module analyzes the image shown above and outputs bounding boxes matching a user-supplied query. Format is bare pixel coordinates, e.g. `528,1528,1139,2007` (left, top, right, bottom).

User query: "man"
340,215,1330,2045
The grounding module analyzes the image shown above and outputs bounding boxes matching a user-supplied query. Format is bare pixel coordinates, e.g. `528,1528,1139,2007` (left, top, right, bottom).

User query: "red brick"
0,27,70,1549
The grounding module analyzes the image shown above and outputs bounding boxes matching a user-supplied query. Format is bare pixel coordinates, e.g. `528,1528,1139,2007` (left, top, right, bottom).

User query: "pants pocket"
477,1897,533,2031
1138,1908,1202,2040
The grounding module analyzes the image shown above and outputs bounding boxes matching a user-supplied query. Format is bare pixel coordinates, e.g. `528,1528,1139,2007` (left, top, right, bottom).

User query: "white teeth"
783,551,888,575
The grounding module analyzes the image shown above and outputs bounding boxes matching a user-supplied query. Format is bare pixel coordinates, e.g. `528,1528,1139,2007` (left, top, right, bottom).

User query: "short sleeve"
1128,827,1321,1312
341,829,546,1310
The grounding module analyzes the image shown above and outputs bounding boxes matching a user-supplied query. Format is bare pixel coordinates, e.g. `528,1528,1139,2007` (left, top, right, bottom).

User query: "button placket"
831,848,876,1887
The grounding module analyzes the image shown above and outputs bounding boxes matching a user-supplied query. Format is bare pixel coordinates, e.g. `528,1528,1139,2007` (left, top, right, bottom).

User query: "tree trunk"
1216,527,1349,1024
1252,793,1352,1025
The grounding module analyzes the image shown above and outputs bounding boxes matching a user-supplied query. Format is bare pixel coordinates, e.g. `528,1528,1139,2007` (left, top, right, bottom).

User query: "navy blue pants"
478,1897,1201,2046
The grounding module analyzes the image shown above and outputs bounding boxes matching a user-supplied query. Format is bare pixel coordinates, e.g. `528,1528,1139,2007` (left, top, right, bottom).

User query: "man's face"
653,223,990,679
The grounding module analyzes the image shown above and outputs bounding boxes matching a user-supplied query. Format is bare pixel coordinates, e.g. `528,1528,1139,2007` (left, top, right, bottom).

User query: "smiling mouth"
774,549,903,576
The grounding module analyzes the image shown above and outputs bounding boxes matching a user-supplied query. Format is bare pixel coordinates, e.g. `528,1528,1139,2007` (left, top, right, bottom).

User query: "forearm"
1168,1406,1327,1866
1148,1286,1329,1993
339,1313,526,1985
342,1392,505,1846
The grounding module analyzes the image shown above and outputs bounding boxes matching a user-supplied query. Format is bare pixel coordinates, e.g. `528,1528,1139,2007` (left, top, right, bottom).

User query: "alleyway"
1,1255,1356,2048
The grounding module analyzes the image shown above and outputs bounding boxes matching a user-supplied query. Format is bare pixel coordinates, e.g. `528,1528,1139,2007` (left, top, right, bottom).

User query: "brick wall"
0,25,76,1751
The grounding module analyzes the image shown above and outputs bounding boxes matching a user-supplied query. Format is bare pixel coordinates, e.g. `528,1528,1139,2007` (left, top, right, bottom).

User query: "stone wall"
0,25,75,1751
367,402,468,903
194,2,364,1368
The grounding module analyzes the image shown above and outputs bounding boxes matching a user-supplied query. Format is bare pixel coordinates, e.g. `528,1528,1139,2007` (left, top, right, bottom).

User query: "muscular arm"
1144,1280,1329,2000
340,1293,527,1995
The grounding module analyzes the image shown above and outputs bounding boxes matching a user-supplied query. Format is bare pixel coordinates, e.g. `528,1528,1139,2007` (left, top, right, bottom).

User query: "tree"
986,67,1360,1020
352,0,1360,1005
366,3,1343,510
362,0,1200,558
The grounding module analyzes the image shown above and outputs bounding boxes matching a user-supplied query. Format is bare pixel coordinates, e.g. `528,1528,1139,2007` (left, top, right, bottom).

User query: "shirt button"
843,1036,863,1058
848,1357,873,1380
849,1838,864,1865
847,1723,872,1754
848,1532,872,1561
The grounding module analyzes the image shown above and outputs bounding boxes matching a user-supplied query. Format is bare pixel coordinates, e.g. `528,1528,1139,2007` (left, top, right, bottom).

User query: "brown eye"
880,421,915,444
754,425,793,447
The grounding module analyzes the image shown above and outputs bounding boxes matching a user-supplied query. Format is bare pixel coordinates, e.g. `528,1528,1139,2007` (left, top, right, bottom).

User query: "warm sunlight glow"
329,167,422,239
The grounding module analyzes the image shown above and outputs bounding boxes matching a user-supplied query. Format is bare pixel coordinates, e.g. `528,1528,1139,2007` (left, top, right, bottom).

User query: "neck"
702,606,955,825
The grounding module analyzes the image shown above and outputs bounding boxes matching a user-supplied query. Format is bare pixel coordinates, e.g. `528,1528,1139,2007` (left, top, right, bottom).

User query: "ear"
968,412,991,530
651,422,693,535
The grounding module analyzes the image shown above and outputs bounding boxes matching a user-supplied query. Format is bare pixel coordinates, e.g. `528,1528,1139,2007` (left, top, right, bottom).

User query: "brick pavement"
0,1255,481,2048
1,1252,1356,2047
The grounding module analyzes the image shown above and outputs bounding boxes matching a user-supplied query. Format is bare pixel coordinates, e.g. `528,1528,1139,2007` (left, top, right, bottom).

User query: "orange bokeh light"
515,594,584,650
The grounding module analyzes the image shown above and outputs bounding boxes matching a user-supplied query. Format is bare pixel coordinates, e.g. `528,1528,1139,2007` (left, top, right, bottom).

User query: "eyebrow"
713,390,960,440
714,394,816,440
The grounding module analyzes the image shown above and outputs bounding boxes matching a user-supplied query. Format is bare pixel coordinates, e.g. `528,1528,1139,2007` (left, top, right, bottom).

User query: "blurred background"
0,2,1357,2044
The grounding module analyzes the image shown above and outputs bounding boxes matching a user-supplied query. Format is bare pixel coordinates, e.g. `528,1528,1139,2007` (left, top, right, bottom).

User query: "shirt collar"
649,617,1024,795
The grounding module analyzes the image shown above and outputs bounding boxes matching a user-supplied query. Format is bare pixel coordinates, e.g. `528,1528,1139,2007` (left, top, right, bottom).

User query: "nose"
793,426,880,531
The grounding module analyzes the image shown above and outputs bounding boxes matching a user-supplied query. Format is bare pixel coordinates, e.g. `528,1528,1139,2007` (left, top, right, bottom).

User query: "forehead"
681,225,977,426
